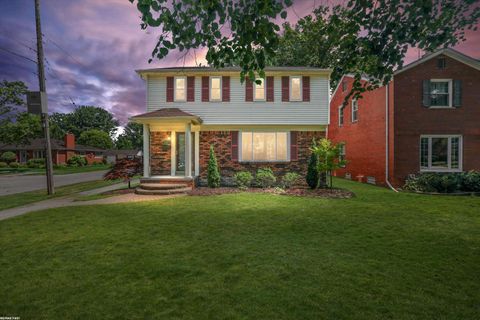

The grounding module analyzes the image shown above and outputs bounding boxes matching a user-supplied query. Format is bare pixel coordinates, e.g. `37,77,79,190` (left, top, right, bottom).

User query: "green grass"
0,179,479,319
0,164,111,175
0,179,119,211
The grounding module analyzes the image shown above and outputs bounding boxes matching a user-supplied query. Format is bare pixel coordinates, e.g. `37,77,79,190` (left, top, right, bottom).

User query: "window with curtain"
420,135,462,171
210,77,221,101
241,132,288,162
174,77,186,101
254,78,265,100
430,80,451,107
290,76,302,101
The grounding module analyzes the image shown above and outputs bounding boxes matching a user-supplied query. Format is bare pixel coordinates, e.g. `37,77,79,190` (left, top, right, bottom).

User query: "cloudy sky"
1,0,479,125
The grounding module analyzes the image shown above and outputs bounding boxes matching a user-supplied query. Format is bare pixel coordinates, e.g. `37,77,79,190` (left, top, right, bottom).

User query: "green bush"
0,161,8,168
27,158,45,168
9,162,20,168
54,164,67,169
306,147,319,189
460,171,480,192
282,172,301,189
0,151,17,164
207,145,220,188
67,155,87,167
403,172,478,193
256,167,276,188
233,171,253,189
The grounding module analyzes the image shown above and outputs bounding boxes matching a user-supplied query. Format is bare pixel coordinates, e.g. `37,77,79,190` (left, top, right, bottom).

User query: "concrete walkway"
0,181,183,221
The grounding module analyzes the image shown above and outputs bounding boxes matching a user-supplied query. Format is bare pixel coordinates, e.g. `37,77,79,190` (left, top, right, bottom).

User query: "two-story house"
328,48,480,187
132,67,331,193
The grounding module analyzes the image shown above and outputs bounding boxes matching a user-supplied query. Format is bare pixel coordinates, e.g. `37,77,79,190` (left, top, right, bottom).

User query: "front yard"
0,179,479,319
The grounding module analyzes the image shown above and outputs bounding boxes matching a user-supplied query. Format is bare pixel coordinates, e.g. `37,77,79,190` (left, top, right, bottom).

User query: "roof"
0,138,105,152
103,149,141,156
131,108,203,124
395,48,480,75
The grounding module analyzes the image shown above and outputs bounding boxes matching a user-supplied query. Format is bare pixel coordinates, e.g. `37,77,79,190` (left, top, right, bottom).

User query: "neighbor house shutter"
166,77,174,102
231,131,239,161
222,76,230,102
187,76,195,102
282,76,289,102
422,80,431,107
266,76,274,102
453,80,462,107
302,76,310,102
290,131,298,161
245,78,253,102
201,76,209,102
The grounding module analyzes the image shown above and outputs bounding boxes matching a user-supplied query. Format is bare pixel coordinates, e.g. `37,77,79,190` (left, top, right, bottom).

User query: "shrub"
460,171,480,192
233,171,253,189
256,167,276,188
0,151,17,164
9,162,20,168
404,172,468,193
0,161,8,168
67,155,87,167
54,164,67,169
207,145,221,188
282,172,301,189
104,158,142,188
27,158,45,168
306,141,319,189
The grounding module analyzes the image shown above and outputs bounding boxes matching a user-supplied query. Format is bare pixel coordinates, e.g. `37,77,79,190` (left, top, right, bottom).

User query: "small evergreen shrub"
207,145,221,188
0,161,8,168
0,151,16,164
9,162,20,168
256,167,276,188
67,155,87,167
282,172,300,189
306,149,319,189
233,171,253,189
27,158,45,168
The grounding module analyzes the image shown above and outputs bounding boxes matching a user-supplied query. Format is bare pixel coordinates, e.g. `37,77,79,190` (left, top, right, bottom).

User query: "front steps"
135,177,194,195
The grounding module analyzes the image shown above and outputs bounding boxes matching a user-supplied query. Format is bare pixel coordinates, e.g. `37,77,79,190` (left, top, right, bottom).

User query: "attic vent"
345,173,352,180
437,57,446,69
366,176,376,185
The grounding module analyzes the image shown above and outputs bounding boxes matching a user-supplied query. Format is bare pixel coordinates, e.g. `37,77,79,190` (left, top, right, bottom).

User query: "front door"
176,132,185,175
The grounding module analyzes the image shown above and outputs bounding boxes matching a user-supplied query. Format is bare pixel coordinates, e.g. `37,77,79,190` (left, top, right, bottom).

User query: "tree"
0,113,43,144
306,139,319,189
104,158,142,188
0,80,27,120
311,138,346,189
207,144,221,188
78,129,113,150
116,122,143,150
0,151,17,164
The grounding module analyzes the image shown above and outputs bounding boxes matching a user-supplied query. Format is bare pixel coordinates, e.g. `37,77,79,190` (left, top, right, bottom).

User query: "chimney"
64,133,75,150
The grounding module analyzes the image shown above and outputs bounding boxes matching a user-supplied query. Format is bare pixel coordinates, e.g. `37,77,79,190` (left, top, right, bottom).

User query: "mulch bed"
189,187,354,199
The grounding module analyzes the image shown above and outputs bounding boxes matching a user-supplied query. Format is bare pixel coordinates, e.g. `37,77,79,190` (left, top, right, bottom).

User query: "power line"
0,46,37,64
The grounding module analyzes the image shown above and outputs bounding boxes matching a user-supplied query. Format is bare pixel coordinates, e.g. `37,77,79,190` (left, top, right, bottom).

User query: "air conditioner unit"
27,91,48,114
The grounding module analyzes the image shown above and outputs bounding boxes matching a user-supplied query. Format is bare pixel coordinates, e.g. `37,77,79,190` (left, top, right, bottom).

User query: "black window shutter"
453,80,462,107
422,80,431,107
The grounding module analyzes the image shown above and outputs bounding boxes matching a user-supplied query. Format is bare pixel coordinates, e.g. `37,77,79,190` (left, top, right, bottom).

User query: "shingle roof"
131,108,198,119
136,66,332,75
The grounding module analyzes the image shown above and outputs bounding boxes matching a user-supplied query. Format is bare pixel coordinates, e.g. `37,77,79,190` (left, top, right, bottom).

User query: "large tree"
132,0,479,95
0,113,43,144
115,122,143,150
78,129,114,150
0,80,27,120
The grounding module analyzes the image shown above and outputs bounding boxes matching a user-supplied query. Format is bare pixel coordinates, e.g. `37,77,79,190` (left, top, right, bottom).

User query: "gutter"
385,82,398,192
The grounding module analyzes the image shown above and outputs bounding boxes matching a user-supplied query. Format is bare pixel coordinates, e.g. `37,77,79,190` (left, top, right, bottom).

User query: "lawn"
0,179,479,319
0,163,111,175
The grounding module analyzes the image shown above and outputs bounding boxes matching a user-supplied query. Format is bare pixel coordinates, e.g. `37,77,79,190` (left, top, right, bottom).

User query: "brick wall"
150,131,171,175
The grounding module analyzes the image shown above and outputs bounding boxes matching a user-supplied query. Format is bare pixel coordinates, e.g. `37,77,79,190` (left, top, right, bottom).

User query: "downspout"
385,83,398,192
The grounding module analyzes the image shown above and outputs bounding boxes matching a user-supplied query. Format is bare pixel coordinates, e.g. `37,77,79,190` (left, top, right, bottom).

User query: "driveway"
0,170,109,196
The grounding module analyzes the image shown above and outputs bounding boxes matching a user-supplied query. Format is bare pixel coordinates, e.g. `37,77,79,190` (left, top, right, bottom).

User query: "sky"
0,0,479,126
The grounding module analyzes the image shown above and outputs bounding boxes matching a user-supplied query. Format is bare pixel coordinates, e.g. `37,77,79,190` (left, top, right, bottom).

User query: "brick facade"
150,131,172,175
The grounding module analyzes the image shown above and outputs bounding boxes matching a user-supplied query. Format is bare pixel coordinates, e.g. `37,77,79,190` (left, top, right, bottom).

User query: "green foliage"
311,138,346,188
78,129,113,150
0,80,27,119
207,145,221,188
9,161,20,168
306,139,319,189
104,158,142,181
282,172,300,189
0,161,7,168
256,167,276,188
1,151,17,163
67,155,87,167
0,112,43,144
460,171,480,192
27,158,45,169
404,171,480,193
233,171,253,189
116,122,143,150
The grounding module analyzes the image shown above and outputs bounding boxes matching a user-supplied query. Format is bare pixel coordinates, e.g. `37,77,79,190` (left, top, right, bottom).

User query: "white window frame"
339,144,346,168
419,134,463,172
289,76,302,101
209,76,222,102
338,105,344,126
239,131,290,163
174,76,186,102
253,78,266,101
351,99,358,123
429,79,453,108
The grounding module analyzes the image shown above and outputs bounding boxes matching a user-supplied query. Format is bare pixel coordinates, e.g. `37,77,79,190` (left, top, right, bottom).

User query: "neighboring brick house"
0,133,104,165
328,48,480,187
132,66,331,186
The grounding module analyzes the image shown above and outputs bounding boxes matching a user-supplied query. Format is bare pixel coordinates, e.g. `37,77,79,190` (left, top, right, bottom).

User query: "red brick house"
132,66,331,191
0,133,104,165
328,48,480,187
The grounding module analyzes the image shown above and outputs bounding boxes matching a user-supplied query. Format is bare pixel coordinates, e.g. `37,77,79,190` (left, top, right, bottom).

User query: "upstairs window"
425,79,452,108
420,135,462,171
290,76,302,101
254,78,265,101
210,76,222,101
351,99,358,122
339,105,345,126
174,77,186,101
241,132,288,162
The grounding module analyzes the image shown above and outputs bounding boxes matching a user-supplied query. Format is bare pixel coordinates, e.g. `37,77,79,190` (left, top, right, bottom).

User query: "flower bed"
188,187,354,199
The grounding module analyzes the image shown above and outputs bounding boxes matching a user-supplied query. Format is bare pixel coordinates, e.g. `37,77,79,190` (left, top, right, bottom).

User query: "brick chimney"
64,133,75,150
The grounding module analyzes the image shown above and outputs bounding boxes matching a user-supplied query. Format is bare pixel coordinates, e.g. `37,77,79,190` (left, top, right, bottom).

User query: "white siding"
146,74,329,125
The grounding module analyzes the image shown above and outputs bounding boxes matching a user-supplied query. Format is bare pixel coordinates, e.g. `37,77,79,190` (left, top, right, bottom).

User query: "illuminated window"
290,76,302,101
174,77,186,101
254,78,265,101
210,76,222,101
241,132,289,162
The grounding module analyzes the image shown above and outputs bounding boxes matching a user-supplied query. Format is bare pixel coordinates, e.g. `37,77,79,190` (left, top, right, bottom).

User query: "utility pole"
34,0,54,194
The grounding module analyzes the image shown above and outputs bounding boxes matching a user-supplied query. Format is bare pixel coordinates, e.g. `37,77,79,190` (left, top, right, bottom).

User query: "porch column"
185,122,192,177
194,130,200,176
143,124,150,177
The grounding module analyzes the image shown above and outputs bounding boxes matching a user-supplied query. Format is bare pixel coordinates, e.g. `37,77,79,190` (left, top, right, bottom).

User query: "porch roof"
131,108,203,125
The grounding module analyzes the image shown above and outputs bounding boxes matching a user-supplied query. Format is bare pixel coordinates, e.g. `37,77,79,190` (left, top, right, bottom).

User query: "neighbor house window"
420,135,462,171
290,76,302,101
351,99,358,122
429,79,452,107
254,78,265,101
339,144,346,167
210,76,222,101
174,77,186,101
33,150,45,159
241,132,288,162
339,105,345,126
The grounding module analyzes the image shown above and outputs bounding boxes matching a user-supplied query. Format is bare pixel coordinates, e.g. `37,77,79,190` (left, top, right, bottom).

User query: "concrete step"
139,183,188,190
135,187,192,195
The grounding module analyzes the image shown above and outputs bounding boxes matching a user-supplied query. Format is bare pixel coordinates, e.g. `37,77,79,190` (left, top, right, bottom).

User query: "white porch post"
185,122,192,177
194,130,200,176
143,124,150,177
